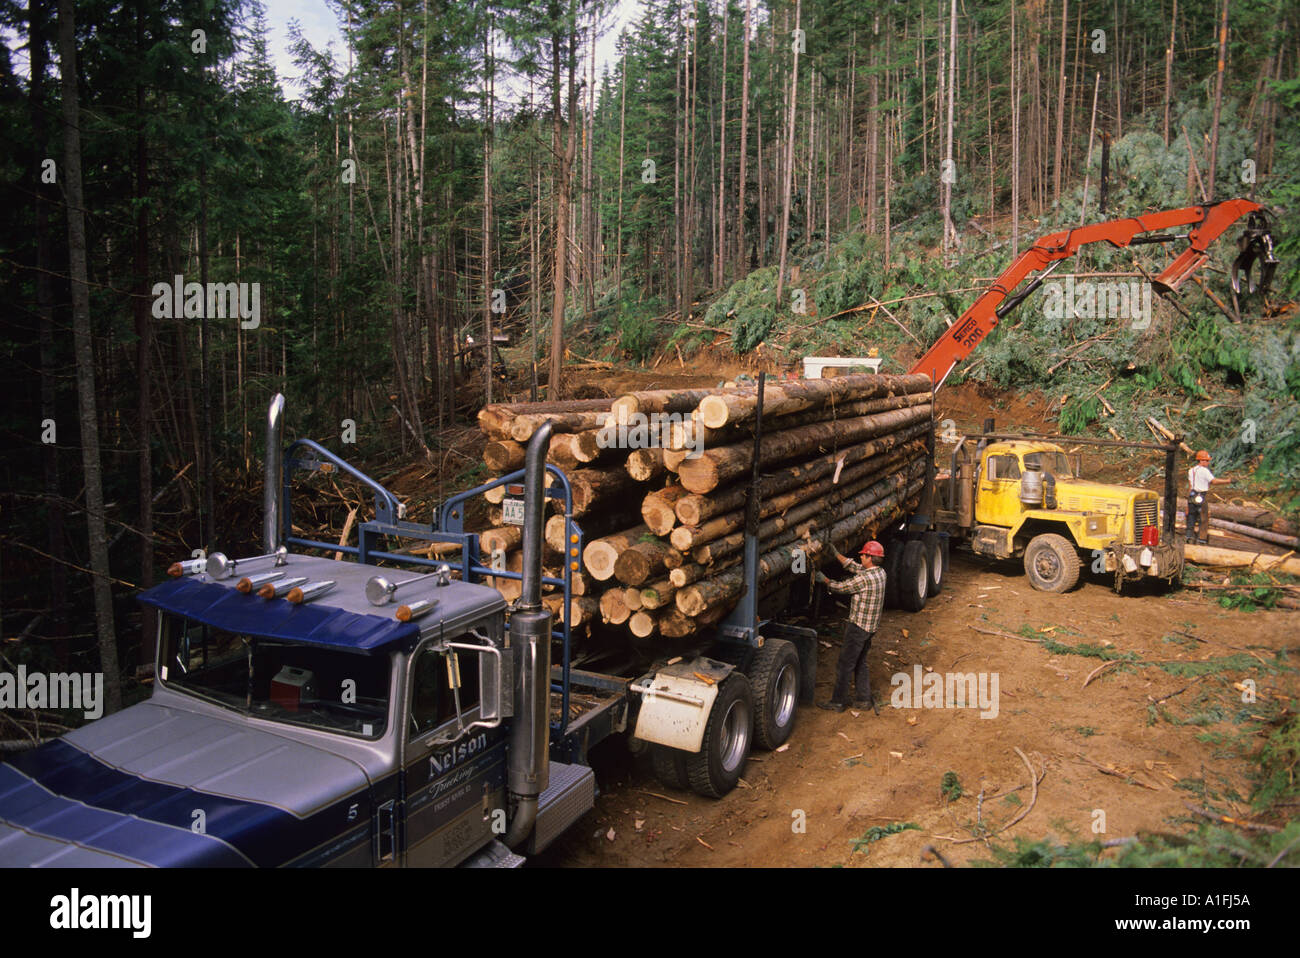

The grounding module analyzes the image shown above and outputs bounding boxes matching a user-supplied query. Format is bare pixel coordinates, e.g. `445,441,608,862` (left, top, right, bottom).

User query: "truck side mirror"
1070,453,1083,478
477,644,513,723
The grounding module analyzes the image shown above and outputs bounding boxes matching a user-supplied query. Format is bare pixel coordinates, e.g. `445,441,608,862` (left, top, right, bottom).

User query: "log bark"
1185,542,1300,575
1204,517,1299,549
546,432,585,470
677,478,924,616
670,390,933,451
583,524,652,580
670,442,924,551
695,372,931,429
640,578,677,609
663,448,690,473
511,410,611,441
675,423,929,525
659,609,698,638
480,525,523,554
676,405,930,493
1177,498,1297,537
614,537,683,586
689,463,924,565
484,439,525,472
611,387,727,424
567,595,600,627
627,447,667,483
545,510,638,553
641,483,689,535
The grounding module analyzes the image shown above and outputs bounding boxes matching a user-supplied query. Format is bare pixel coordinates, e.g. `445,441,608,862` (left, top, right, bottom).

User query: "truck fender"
630,657,735,754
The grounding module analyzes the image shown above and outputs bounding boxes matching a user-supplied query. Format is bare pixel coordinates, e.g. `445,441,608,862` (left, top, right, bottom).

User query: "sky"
265,0,642,102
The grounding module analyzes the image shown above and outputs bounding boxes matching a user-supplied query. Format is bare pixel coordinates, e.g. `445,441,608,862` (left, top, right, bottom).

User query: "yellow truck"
931,429,1184,594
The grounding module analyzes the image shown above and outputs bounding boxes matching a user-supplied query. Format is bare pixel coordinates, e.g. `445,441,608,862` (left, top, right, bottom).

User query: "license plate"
502,498,525,526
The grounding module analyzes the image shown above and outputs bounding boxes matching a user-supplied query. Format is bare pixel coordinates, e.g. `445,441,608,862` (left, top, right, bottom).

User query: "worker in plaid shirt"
814,539,887,713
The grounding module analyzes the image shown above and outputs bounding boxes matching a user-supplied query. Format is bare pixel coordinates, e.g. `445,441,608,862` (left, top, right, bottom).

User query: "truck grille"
1133,500,1158,543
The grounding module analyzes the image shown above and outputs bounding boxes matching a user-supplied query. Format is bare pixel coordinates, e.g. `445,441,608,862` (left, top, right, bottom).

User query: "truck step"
527,761,596,855
461,839,526,868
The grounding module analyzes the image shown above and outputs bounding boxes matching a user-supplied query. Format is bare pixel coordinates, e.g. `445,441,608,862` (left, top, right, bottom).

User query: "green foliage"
1254,716,1300,811
1059,395,1101,434
941,771,963,802
851,822,921,854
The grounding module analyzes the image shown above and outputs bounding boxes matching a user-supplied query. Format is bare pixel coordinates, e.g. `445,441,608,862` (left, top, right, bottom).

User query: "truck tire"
651,744,690,791
924,531,947,595
883,545,904,609
686,674,753,798
750,639,800,750
1023,533,1081,593
899,539,929,612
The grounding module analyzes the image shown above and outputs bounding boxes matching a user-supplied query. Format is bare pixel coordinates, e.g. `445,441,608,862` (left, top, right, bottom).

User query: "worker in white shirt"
1186,449,1230,544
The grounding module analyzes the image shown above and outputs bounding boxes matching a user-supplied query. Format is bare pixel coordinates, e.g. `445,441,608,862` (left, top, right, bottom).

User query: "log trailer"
876,198,1278,597
1,383,939,867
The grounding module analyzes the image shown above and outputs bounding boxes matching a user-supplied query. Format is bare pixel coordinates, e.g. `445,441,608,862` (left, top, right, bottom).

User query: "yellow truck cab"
942,437,1183,593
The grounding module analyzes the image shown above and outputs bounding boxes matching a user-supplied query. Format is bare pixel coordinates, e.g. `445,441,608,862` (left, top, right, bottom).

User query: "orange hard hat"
1196,449,1211,462
860,540,885,557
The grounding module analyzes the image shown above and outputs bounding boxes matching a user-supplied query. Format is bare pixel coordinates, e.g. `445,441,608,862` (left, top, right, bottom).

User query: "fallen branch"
969,624,1041,643
1075,752,1162,791
1083,658,1124,688
1182,802,1280,834
636,788,688,806
935,747,1043,844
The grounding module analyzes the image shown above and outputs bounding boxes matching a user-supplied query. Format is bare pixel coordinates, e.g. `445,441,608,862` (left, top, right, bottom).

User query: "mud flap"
630,658,732,752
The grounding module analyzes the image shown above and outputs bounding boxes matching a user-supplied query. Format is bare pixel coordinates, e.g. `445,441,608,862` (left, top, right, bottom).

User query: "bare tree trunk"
549,13,578,400
715,0,728,290
482,17,494,404
756,109,765,267
30,0,68,646
867,15,879,233
58,0,122,714
736,0,750,277
775,0,801,306
616,50,626,293
1053,0,1067,210
1207,0,1229,201
941,0,957,259
1011,0,1020,251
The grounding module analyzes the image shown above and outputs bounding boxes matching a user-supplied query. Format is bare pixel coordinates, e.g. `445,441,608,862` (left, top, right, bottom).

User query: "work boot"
817,699,847,713
854,695,880,716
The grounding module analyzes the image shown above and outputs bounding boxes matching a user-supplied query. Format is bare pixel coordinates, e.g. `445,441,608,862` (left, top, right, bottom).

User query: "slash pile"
474,374,933,648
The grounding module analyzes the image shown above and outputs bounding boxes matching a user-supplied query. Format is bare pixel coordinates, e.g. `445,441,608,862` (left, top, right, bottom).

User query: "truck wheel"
686,674,753,798
750,639,800,750
924,531,947,595
651,744,690,791
883,545,904,609
900,539,929,612
1023,533,1081,593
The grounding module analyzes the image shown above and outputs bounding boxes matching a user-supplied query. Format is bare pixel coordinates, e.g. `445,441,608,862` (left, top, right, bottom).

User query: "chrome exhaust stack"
504,420,553,848
264,393,285,553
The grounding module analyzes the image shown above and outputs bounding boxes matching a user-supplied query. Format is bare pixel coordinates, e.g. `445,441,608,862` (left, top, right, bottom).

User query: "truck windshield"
158,614,389,739
1022,451,1074,478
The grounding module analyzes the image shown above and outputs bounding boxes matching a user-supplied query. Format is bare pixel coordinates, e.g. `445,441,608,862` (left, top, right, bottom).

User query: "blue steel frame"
278,438,585,736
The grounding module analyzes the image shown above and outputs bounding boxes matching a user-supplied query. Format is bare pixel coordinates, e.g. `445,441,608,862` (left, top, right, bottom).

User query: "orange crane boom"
910,198,1267,390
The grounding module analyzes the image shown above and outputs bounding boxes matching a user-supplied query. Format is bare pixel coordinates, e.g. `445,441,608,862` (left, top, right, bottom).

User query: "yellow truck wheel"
1023,533,1081,593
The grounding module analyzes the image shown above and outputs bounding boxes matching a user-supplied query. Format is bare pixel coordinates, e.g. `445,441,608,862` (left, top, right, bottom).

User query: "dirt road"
535,553,1296,867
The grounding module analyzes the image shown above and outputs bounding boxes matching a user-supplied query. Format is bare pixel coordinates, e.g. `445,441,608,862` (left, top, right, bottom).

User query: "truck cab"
942,437,1183,592
0,552,570,867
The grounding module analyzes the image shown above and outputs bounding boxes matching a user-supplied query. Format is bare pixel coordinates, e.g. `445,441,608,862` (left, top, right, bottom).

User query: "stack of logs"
474,374,933,647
